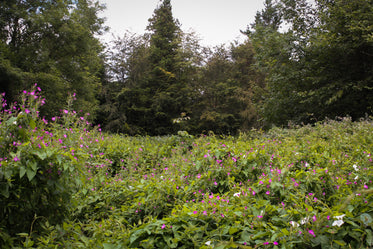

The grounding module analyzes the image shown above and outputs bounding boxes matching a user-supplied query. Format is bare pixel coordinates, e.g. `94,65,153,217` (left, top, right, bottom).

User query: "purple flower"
161,224,166,229
308,229,316,237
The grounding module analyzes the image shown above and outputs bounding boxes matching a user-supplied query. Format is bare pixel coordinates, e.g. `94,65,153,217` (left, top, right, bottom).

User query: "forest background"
1,0,372,135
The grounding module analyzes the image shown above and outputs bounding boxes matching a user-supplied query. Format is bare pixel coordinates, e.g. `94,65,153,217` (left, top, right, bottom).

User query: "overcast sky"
99,0,265,46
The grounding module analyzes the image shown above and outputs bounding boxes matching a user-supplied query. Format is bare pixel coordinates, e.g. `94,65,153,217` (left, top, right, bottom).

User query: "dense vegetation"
0,86,372,248
0,0,372,248
1,0,372,134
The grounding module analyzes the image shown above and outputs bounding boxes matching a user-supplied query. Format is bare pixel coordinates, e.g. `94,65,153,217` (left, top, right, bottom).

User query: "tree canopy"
0,0,106,119
1,0,372,134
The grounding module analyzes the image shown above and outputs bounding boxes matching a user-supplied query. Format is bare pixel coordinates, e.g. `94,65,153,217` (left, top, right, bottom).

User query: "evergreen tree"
115,0,188,135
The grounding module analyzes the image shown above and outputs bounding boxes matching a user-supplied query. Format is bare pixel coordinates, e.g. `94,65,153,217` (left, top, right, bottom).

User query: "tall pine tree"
117,0,188,135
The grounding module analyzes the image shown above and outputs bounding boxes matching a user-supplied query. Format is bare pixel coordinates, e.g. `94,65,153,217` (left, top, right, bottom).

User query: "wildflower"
335,214,346,220
205,241,212,246
353,164,359,171
274,241,279,245
193,211,197,214
13,156,20,162
308,230,316,237
332,220,344,227
364,184,368,189
300,217,309,225
332,214,345,227
233,192,240,197
63,109,68,114
266,191,270,195
161,224,166,229
290,221,299,227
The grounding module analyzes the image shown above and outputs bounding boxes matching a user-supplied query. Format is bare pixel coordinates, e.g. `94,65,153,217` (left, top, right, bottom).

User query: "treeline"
1,0,372,135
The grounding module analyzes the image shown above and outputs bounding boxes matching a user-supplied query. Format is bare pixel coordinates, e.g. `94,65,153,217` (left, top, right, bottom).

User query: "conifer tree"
119,0,188,135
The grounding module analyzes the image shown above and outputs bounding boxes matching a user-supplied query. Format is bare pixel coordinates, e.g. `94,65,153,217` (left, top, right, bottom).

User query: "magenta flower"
161,224,166,229
273,241,279,245
308,229,316,237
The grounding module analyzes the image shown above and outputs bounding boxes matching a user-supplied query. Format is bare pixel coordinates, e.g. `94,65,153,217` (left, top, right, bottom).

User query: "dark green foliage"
247,0,373,126
0,0,106,119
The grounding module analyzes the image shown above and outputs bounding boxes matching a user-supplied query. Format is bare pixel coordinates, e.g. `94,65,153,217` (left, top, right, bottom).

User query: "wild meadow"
0,86,372,248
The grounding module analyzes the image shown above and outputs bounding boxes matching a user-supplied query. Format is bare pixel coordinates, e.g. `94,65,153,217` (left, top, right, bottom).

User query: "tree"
247,0,373,126
189,42,264,134
0,0,106,119
111,0,189,135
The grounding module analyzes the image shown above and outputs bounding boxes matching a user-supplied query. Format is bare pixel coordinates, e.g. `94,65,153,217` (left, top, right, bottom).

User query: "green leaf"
229,227,239,235
19,166,26,179
28,161,37,171
26,168,37,181
0,183,9,198
34,151,47,160
240,230,251,241
366,229,373,246
29,119,36,129
103,243,120,249
333,240,346,246
360,213,372,226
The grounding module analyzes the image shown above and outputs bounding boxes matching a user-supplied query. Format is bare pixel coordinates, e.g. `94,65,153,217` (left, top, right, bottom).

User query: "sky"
98,0,265,46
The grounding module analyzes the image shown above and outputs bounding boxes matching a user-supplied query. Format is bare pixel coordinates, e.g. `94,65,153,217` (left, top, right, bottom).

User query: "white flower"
332,214,345,227
353,164,359,171
332,219,344,227
305,162,310,167
300,217,309,225
334,214,346,220
290,221,299,227
233,192,241,197
205,241,212,246
354,175,359,180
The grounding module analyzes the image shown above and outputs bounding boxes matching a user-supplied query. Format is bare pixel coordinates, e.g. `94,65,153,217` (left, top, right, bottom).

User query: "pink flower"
63,110,68,114
273,241,279,245
193,211,197,214
308,229,316,237
161,224,166,229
